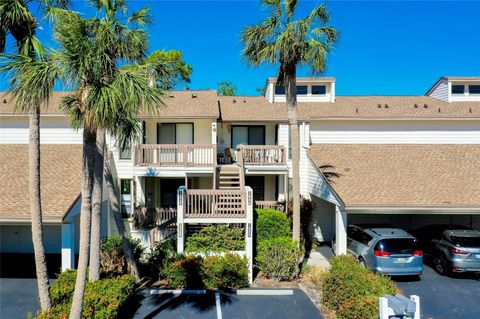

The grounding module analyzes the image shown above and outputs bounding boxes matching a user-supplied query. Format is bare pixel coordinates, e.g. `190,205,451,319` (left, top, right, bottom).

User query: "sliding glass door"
231,125,265,149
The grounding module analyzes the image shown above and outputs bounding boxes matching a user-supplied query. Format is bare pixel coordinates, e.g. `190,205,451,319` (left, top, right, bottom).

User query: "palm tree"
48,3,165,316
1,0,69,311
242,0,338,240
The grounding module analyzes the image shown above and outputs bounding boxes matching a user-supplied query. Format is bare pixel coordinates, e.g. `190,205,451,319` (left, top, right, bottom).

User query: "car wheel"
434,255,447,275
358,257,367,268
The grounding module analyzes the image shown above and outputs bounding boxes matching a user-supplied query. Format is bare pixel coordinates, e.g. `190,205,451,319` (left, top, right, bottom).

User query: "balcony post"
177,186,186,254
245,186,254,284
61,222,75,271
335,205,347,255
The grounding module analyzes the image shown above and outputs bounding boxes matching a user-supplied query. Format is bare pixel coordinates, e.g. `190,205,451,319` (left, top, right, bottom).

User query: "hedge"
36,270,136,319
255,209,290,243
185,224,244,253
322,255,400,319
161,253,249,289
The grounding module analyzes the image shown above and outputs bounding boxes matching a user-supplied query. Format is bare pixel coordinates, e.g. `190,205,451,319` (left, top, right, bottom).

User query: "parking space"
133,288,323,319
395,265,480,319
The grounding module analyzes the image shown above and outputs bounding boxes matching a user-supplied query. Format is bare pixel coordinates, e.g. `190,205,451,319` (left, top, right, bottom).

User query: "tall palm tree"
1,0,69,311
48,3,164,317
242,0,338,240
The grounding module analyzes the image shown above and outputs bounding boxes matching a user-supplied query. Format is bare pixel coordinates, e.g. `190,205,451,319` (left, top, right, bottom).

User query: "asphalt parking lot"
133,288,323,319
0,278,42,319
395,265,480,319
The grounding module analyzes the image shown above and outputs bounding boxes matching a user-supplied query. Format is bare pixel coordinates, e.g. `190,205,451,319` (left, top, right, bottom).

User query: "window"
469,85,480,95
231,126,265,149
275,86,285,95
312,85,327,95
120,179,131,216
120,179,131,194
451,85,465,94
119,146,131,160
296,85,308,95
157,123,193,144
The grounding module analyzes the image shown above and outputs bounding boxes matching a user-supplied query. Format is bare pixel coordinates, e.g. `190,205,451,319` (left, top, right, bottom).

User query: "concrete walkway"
306,245,333,269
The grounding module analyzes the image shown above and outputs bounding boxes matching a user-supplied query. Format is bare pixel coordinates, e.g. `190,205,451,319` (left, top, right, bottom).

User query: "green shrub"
287,196,315,251
161,255,203,288
201,253,249,289
185,224,244,253
144,238,177,278
255,209,290,243
37,270,136,319
256,237,302,281
322,255,399,319
100,236,144,277
161,253,249,289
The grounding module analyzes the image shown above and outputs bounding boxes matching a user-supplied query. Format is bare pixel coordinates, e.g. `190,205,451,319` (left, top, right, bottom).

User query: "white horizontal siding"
0,116,82,144
311,196,335,242
310,120,480,144
428,79,448,101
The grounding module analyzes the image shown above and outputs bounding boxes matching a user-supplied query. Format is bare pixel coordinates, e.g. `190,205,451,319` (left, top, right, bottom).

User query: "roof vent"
377,103,382,108
243,99,246,103
384,104,389,108
168,93,175,98
355,108,358,114
424,104,428,108
414,104,418,108
191,93,197,98
438,108,441,113
2,99,7,104
469,108,472,113
233,99,237,103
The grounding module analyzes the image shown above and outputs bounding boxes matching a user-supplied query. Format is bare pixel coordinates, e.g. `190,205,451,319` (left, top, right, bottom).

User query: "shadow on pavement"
136,290,235,319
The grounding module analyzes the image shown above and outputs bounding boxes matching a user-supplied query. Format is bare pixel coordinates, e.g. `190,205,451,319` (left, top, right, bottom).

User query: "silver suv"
413,225,480,275
347,224,423,276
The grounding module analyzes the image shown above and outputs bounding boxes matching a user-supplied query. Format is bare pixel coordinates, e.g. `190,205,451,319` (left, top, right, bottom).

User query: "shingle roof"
138,90,219,119
308,144,480,208
0,144,82,222
1,90,220,119
2,92,479,121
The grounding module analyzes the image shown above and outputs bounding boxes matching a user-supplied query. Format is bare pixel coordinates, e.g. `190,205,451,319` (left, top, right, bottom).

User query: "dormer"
264,77,336,103
426,76,480,102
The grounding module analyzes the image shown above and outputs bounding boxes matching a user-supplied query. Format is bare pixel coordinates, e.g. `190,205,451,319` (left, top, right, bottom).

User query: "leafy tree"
217,81,237,96
242,0,338,240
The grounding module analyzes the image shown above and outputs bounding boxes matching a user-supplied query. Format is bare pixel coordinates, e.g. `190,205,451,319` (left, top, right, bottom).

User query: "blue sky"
2,1,480,95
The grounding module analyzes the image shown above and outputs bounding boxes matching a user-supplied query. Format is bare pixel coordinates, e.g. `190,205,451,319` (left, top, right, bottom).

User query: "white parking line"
236,289,294,296
215,292,223,319
149,289,207,295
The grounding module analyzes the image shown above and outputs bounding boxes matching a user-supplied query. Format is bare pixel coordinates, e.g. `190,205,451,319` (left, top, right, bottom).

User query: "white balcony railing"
135,144,216,167
184,189,246,219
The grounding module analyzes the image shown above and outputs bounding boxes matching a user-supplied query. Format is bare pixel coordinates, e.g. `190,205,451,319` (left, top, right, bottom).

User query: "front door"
245,176,265,201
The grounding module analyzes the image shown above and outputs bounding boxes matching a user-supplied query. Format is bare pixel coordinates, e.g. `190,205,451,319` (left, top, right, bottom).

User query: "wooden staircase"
216,165,244,190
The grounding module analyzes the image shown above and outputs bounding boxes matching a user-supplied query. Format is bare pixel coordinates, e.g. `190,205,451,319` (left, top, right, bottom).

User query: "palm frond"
127,7,152,26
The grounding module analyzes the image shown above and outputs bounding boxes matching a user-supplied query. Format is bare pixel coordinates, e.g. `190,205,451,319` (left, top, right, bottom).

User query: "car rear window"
450,236,480,247
375,238,420,253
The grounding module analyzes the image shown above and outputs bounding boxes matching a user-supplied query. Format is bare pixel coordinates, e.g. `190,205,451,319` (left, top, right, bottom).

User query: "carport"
308,144,480,255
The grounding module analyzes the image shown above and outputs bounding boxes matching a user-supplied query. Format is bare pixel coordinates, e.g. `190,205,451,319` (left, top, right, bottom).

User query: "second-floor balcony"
135,144,216,167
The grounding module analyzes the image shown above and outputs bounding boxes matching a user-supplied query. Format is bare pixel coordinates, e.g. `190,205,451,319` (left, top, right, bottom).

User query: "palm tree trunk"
88,129,105,281
104,150,141,280
69,128,96,319
29,104,52,311
284,64,301,241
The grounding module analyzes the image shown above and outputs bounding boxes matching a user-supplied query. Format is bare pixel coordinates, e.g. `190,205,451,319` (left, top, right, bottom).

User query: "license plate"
395,258,406,263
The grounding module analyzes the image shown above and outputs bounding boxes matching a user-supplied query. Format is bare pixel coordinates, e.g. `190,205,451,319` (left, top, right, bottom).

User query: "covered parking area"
0,144,82,277
308,144,480,255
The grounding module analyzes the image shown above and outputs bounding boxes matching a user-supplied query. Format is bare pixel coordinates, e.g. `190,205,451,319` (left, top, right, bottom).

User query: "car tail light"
449,247,468,255
413,250,423,256
374,250,391,257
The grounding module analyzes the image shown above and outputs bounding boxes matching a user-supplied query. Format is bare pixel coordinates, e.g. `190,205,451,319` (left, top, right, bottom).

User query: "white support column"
335,205,347,255
61,222,75,271
245,186,254,284
177,186,186,254
211,120,217,145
